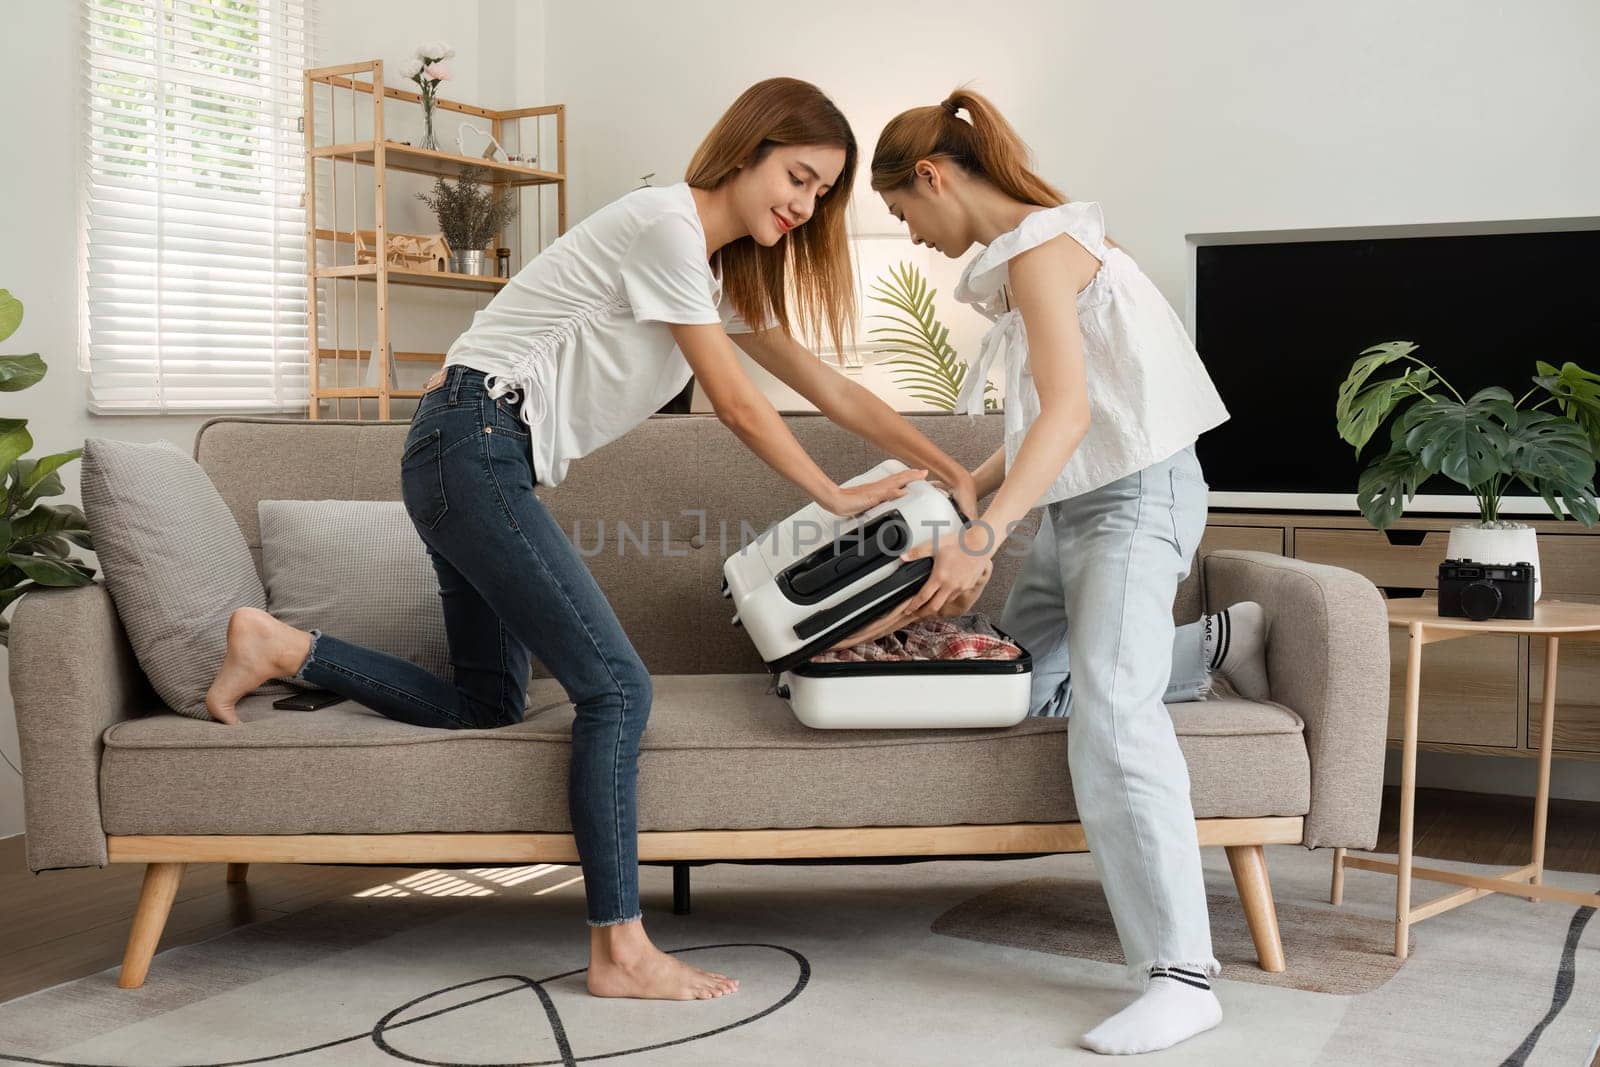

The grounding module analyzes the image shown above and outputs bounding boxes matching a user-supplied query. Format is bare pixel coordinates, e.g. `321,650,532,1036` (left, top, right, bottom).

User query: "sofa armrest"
10,582,156,872
1202,550,1390,850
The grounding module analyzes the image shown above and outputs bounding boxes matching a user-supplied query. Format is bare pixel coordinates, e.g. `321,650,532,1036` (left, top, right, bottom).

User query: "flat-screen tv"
1187,218,1600,513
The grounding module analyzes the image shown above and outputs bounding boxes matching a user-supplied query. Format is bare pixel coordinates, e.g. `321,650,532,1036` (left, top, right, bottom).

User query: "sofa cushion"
81,438,268,720
259,500,452,686
98,675,1310,835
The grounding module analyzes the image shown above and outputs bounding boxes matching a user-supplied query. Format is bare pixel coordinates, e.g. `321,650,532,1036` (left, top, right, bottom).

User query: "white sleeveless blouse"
952,201,1229,506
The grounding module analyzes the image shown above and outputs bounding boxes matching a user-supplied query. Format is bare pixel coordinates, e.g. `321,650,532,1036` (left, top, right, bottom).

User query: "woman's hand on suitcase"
825,597,925,651
927,470,981,528
941,565,991,617
819,467,928,518
898,527,995,621
823,530,994,651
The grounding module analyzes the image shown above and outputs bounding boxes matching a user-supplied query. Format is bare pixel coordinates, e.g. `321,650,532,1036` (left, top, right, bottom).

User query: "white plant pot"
1445,523,1542,602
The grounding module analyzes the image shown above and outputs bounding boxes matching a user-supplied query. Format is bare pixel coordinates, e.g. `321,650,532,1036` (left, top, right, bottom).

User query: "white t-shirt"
951,200,1230,506
442,181,767,487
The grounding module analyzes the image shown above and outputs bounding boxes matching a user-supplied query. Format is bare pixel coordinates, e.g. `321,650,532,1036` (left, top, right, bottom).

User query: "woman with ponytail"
865,88,1234,1055
205,78,987,1004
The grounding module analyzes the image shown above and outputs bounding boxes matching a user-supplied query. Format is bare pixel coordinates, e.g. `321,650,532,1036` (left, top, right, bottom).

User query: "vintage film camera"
1437,558,1536,621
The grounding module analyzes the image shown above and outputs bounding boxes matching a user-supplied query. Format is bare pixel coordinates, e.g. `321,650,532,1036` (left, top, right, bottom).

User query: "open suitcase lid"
721,491,971,675
761,554,936,674
720,472,983,674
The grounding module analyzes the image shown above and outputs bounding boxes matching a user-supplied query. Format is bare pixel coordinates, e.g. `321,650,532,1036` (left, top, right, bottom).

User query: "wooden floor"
1374,786,1600,875
2,786,1597,1006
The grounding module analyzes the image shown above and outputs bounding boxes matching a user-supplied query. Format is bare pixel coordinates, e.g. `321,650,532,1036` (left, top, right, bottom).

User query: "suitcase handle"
778,512,911,604
792,556,935,641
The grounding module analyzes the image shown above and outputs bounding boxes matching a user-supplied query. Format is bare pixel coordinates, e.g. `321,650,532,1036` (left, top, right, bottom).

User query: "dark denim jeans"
293,365,651,926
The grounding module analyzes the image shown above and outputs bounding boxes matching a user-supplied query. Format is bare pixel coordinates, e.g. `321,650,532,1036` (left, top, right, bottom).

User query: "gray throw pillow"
80,438,267,720
258,500,452,685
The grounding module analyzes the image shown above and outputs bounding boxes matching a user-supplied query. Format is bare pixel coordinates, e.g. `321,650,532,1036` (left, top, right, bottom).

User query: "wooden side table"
1331,598,1600,959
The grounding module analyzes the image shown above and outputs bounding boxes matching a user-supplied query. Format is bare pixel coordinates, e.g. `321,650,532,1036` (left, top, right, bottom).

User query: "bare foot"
587,922,738,1001
204,607,313,725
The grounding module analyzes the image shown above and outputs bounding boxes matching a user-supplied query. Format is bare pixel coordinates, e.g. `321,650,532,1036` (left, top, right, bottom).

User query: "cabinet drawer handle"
1383,529,1430,547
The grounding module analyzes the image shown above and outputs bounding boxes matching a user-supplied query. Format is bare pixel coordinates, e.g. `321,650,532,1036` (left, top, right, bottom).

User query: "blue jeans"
293,365,650,927
999,444,1220,983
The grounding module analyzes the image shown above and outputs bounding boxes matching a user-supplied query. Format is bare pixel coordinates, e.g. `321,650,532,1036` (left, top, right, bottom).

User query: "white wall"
544,0,1600,405
4,0,1599,837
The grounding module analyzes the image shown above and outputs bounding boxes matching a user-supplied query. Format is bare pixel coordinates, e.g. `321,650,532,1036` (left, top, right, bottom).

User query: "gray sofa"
11,413,1391,988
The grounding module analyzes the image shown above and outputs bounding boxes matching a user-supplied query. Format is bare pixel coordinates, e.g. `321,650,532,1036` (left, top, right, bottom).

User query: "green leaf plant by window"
0,289,96,647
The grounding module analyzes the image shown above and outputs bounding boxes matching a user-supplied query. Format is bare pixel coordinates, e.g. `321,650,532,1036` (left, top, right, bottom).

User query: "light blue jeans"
999,443,1220,982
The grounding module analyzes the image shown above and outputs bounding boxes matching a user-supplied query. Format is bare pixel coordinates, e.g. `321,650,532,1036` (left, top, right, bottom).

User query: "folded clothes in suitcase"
807,614,1023,664
721,460,1034,729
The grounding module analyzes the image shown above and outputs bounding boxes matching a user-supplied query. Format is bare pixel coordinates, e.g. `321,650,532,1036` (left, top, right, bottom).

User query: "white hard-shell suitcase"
721,460,1034,729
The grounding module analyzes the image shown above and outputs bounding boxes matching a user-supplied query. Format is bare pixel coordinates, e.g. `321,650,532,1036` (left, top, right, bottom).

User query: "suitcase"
721,460,1034,729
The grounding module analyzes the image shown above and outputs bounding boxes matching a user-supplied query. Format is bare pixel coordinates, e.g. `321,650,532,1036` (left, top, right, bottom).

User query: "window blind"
81,0,316,413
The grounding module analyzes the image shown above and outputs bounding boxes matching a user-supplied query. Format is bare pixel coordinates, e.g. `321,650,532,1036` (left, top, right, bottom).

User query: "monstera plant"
0,289,95,646
868,262,996,412
1336,341,1600,529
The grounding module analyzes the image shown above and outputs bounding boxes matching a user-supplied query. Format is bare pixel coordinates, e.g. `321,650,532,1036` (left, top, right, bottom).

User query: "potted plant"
867,262,996,412
0,288,96,644
1336,340,1599,600
416,167,515,276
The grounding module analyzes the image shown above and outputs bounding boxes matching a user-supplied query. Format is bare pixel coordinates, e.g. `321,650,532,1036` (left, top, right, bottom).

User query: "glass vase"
420,87,439,151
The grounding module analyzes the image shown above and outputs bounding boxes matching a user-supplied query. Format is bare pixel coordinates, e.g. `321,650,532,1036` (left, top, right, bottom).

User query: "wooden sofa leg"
119,862,186,989
226,863,249,884
1226,845,1286,973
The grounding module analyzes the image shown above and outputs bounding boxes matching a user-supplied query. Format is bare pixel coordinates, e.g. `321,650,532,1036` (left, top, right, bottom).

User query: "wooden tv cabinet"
1201,512,1600,761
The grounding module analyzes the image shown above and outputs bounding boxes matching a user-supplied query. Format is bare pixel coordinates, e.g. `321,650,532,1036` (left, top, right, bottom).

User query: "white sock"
1203,601,1269,701
1079,966,1222,1056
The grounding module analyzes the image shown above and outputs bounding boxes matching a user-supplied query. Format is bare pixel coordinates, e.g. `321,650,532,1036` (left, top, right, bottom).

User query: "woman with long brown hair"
865,88,1234,1055
204,77,985,1002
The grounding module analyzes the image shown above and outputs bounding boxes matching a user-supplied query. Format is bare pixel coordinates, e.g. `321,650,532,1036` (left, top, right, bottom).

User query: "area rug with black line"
1,846,1595,1065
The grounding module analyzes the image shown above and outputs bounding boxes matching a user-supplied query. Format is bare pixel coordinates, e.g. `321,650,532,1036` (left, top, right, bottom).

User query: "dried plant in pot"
416,167,515,275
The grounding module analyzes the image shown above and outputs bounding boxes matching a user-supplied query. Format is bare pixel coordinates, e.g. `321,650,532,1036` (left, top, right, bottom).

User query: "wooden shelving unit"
311,259,511,292
303,60,567,419
310,141,564,186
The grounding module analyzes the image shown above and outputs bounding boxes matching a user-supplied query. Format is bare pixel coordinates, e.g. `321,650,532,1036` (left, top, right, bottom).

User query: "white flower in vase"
404,43,454,151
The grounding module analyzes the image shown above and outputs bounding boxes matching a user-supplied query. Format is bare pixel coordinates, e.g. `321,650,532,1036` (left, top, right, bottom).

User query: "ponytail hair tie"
941,99,960,117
